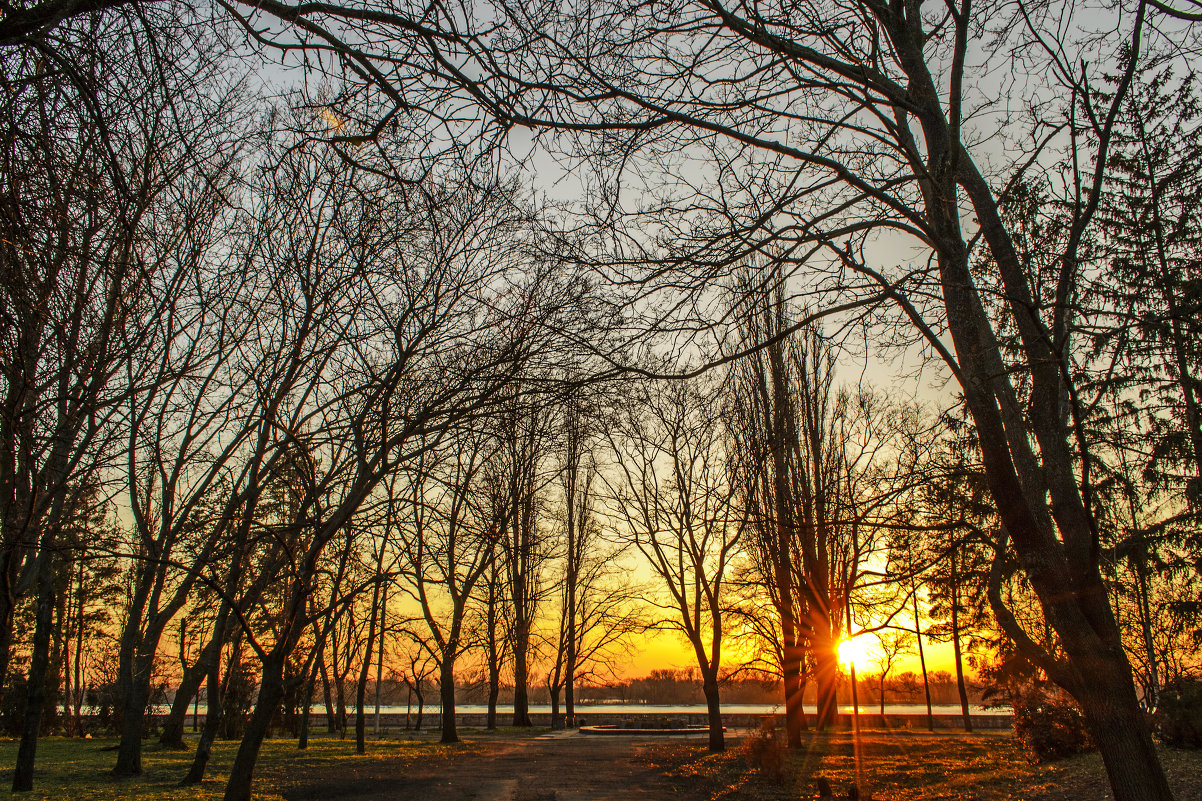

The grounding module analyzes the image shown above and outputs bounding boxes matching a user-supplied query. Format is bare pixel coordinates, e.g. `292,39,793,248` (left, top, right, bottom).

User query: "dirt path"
278,731,698,801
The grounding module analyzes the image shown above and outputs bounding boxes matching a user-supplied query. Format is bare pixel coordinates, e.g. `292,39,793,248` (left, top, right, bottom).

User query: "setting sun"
838,635,871,668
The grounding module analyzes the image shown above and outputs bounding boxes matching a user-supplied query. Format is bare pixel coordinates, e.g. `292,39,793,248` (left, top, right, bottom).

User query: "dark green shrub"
1012,687,1095,763
1156,677,1202,748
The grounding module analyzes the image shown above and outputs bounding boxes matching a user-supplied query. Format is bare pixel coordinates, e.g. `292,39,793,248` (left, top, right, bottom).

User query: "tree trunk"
1075,659,1176,801
950,550,972,733
298,660,318,750
913,589,934,731
782,632,806,746
181,660,222,786
374,581,386,736
161,649,213,749
486,669,499,731
0,577,15,707
112,655,153,776
11,572,54,792
811,619,838,730
354,579,381,755
702,674,724,752
564,670,575,729
438,657,458,744
512,619,531,727
222,650,288,801
1132,550,1159,706
549,685,562,730
61,577,73,738
72,572,84,735
320,651,335,733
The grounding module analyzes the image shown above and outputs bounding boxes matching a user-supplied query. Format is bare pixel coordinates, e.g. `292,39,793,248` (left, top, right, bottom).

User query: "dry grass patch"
0,733,477,801
641,729,1202,801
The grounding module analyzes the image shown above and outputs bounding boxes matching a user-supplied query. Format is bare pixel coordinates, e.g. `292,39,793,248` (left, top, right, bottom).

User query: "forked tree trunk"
161,648,213,749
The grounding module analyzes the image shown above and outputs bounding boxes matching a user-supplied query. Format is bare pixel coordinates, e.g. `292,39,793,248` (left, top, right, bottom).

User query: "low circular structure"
579,718,720,736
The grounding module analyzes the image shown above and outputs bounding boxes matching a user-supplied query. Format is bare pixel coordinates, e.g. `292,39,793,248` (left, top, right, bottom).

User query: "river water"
365,703,1008,715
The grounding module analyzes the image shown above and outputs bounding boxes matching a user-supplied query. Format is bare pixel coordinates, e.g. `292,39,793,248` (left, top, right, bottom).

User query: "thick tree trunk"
223,651,288,801
564,604,576,728
1076,661,1175,801
549,686,562,730
11,573,54,792
948,163,1176,800
812,623,838,730
486,670,499,731
512,620,531,727
781,633,806,746
112,656,153,776
564,672,574,729
702,675,724,752
439,658,458,743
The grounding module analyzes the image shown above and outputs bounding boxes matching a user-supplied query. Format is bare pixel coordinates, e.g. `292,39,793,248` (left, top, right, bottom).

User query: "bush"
742,716,787,782
1156,677,1202,748
1012,687,1095,763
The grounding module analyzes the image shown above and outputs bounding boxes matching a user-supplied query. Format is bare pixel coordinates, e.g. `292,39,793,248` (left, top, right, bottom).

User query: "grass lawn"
643,729,1202,801
0,728,523,801
0,727,1197,800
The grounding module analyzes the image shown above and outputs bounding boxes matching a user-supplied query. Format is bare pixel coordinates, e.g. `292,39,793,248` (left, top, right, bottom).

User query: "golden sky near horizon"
622,624,963,681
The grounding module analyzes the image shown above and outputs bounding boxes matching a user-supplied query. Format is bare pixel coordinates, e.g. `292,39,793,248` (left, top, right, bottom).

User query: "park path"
279,731,691,801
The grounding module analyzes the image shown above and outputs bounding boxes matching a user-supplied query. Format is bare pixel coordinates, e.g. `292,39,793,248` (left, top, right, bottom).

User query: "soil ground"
265,728,1202,801
273,730,687,801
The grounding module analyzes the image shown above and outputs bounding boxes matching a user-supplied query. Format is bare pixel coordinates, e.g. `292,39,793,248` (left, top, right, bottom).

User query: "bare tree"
604,374,742,751
869,631,914,717
394,428,501,743
216,1,1190,793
